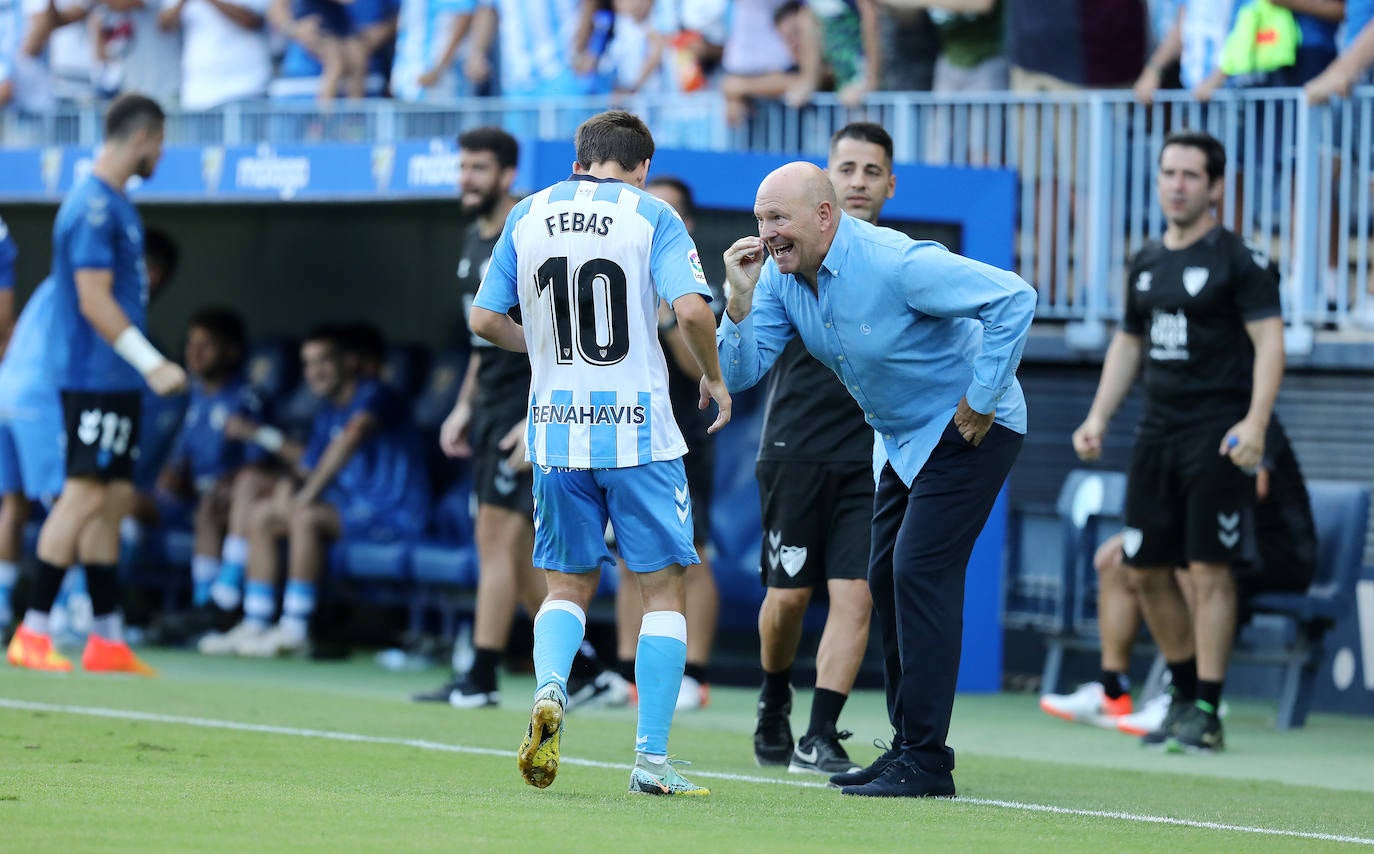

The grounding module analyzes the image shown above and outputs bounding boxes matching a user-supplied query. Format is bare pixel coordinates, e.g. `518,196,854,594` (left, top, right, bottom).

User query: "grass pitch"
2,649,1372,852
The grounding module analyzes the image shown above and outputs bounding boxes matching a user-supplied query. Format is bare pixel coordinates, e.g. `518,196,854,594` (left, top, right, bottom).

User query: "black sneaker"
411,674,464,703
1140,691,1187,748
1167,703,1225,753
829,737,905,788
565,670,631,711
446,674,500,708
789,729,861,776
753,687,794,766
839,755,956,799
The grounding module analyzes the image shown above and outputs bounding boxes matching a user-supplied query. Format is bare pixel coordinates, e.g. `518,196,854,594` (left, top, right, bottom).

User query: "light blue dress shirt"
718,213,1036,487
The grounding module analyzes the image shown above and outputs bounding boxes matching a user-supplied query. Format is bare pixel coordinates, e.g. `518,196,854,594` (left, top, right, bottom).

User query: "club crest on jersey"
1121,527,1143,558
688,249,707,284
1182,267,1209,297
1135,271,1152,292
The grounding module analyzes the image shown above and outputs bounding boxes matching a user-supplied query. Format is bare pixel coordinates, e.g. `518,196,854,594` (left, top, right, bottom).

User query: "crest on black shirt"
1182,266,1210,297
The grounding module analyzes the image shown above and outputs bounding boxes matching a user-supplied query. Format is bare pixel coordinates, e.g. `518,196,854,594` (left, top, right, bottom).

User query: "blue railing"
3,87,1372,336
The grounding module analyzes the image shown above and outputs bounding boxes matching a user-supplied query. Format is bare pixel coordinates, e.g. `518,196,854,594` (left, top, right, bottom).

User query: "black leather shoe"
839,756,956,798
828,736,904,788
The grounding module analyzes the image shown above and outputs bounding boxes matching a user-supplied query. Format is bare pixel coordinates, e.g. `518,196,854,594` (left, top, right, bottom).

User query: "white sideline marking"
2,697,1372,846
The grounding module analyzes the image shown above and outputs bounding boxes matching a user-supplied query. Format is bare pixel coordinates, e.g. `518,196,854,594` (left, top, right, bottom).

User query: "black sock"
761,667,792,704
468,647,501,688
1196,679,1223,712
85,563,119,617
28,559,68,615
1168,658,1199,702
684,662,708,684
806,688,848,737
617,658,636,683
1100,669,1129,700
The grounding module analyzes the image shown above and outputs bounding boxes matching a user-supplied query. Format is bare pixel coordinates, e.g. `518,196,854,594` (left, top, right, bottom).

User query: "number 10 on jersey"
536,255,629,367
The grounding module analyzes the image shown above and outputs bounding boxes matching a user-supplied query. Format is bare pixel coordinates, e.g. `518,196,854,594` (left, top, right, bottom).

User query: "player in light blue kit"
6,94,187,676
471,110,731,796
0,214,20,628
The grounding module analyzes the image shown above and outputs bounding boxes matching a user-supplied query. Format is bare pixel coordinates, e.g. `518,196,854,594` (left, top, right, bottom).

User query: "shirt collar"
818,213,855,277
567,173,624,184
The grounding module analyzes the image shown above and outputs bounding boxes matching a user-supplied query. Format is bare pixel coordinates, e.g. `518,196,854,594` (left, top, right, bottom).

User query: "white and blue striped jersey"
0,0,21,86
473,174,712,470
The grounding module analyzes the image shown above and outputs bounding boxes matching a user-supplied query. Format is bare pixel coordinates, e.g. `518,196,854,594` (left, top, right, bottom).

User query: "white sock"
90,613,124,643
22,609,50,635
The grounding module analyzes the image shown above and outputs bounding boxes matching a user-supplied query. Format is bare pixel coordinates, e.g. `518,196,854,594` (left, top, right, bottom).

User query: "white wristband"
113,326,167,376
254,426,285,454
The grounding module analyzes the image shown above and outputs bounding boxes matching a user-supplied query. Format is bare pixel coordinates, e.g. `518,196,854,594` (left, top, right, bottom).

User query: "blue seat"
1242,479,1371,728
412,348,469,434
410,541,478,587
1037,469,1128,695
331,539,412,581
245,338,300,406
381,344,431,399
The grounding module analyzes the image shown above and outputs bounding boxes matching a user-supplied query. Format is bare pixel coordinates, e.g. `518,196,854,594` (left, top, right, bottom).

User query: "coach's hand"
954,397,994,447
147,361,187,396
699,375,732,434
723,237,766,322
1072,415,1106,460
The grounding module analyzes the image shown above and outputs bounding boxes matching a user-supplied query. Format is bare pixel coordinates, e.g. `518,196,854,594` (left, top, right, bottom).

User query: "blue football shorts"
532,457,700,574
0,401,66,501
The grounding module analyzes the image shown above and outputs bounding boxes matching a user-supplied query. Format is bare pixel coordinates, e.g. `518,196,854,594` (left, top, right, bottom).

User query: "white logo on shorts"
1121,527,1143,559
1218,512,1241,549
494,460,517,496
77,410,102,446
674,484,690,524
779,545,808,578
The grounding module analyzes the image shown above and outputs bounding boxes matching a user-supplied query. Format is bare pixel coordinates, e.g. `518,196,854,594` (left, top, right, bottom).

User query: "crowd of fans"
1,1,1372,121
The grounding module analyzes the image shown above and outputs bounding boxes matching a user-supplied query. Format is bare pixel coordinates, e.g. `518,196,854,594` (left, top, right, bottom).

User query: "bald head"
754,161,840,281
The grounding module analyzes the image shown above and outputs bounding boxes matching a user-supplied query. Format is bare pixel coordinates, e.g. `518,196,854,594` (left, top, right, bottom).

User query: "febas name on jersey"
473,174,711,470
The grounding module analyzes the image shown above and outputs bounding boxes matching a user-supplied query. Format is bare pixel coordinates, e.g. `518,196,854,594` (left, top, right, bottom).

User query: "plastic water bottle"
1226,435,1257,476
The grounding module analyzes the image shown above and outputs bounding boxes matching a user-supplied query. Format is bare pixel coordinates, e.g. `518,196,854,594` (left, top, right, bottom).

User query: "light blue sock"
191,555,219,607
635,610,687,758
532,601,586,700
243,580,276,627
281,579,316,638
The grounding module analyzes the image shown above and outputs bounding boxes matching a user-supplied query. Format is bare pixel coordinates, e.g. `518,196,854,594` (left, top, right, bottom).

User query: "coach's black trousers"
869,421,1023,774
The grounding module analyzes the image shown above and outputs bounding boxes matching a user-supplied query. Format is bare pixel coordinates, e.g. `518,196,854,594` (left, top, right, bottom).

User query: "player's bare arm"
1220,316,1285,471
74,267,187,396
295,411,377,507
673,293,731,434
1073,331,1143,461
439,353,481,458
469,306,527,353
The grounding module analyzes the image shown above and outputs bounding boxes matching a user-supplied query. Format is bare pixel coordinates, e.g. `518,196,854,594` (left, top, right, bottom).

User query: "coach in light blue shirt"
718,162,1035,799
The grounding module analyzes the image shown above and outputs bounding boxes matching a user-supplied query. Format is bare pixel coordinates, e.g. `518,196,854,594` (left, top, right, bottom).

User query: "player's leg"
677,439,718,710
189,482,230,608
4,402,72,670
1040,532,1139,726
754,460,823,765
518,465,606,789
241,499,343,656
73,478,155,674
793,464,871,775
211,467,276,613
0,490,25,632
199,479,291,654
455,501,534,704
606,459,708,796
613,557,640,687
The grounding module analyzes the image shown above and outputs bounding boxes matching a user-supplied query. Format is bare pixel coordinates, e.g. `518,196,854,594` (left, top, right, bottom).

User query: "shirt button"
851,385,858,391
886,434,894,440
837,355,844,362
824,323,832,328
866,412,874,419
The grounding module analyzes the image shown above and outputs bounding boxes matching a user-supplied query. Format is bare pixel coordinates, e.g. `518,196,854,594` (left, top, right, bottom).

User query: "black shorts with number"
1123,419,1258,568
471,409,534,515
757,459,873,588
61,390,142,482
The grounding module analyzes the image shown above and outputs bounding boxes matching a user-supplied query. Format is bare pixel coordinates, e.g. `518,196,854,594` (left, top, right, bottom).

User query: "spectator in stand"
271,0,396,102
16,0,98,111
656,0,729,92
912,0,1008,92
873,3,937,91
599,0,672,95
1134,1,1235,104
1307,0,1374,101
810,0,881,107
393,0,484,100
1191,1,1344,102
720,0,821,127
159,0,273,111
473,0,593,97
2,0,26,109
93,0,182,106
1007,0,1147,93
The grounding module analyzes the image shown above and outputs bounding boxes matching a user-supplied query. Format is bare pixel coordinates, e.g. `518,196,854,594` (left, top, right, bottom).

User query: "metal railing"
4,88,1371,334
